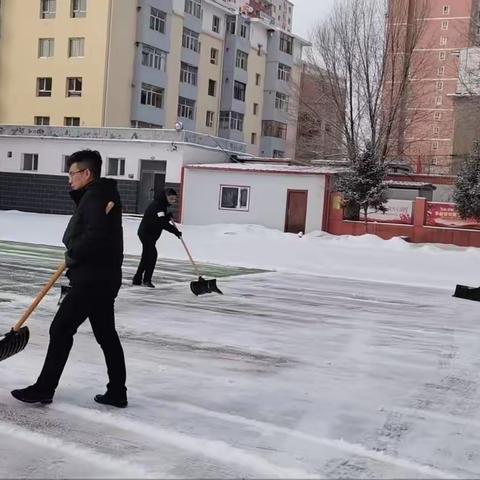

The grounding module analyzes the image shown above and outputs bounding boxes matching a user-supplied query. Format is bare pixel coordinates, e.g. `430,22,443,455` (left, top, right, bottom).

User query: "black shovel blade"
190,277,223,296
0,327,30,362
453,284,480,302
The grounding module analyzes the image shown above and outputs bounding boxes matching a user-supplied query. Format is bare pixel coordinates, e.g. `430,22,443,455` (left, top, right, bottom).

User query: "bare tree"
303,0,430,165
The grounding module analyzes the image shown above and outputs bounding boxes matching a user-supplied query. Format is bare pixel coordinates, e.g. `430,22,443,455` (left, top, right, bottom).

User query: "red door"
285,190,308,233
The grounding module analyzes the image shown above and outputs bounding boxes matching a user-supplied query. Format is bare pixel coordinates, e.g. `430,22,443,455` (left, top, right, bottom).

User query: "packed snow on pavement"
0,210,480,478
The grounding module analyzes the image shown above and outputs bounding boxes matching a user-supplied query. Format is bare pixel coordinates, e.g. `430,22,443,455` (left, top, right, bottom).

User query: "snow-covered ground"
1,210,480,478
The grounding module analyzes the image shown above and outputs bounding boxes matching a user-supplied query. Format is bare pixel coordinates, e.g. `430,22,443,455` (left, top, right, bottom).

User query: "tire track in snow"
0,420,153,478
150,398,458,479
53,402,318,479
394,406,480,430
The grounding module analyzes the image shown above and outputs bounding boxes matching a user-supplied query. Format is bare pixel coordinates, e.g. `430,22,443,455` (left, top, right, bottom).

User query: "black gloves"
175,230,182,239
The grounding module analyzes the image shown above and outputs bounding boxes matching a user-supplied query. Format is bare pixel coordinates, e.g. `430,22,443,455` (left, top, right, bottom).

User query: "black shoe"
94,392,128,408
11,385,53,404
132,277,141,286
142,281,155,288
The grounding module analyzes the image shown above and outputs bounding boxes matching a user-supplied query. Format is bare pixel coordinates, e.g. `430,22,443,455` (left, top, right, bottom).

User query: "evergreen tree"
336,144,388,232
453,141,480,220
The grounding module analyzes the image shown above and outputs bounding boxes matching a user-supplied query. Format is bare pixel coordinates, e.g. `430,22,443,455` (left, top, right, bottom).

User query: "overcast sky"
292,0,336,40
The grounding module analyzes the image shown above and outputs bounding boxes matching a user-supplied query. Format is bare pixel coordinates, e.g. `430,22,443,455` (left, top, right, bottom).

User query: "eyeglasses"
68,168,86,178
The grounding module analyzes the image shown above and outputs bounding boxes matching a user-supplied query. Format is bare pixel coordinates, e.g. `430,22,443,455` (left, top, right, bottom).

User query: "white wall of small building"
182,168,326,232
0,137,232,183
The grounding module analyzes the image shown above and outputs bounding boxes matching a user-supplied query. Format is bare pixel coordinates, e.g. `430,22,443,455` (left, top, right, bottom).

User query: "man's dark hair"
67,150,102,178
165,188,177,196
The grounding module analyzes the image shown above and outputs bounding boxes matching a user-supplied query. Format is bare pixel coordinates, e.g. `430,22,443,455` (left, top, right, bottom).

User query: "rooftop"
0,125,247,153
185,162,345,175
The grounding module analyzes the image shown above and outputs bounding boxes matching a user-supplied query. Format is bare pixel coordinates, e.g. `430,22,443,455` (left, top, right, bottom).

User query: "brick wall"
0,172,139,214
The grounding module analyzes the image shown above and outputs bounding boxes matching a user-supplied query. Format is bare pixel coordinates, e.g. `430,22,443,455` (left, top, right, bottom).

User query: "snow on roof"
185,162,345,175
386,180,435,189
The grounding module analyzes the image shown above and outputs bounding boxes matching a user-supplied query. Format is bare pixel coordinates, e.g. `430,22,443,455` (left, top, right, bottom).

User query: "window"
255,73,261,86
22,153,39,171
219,111,244,131
220,185,250,211
210,48,219,65
141,82,164,108
275,92,289,112
38,38,54,58
438,65,445,75
439,51,446,61
435,96,443,105
62,155,70,173
279,33,293,54
66,77,82,97
107,157,126,177
208,79,216,96
251,132,257,144
71,0,86,18
440,36,448,46
437,81,444,90
253,103,259,115
432,141,439,151
37,77,52,97
262,120,287,139
185,0,201,18
34,116,50,125
141,44,167,71
206,111,215,128
233,81,246,101
235,50,248,70
434,111,442,120
277,63,291,82
40,0,56,18
443,5,450,15
433,126,440,136
212,15,220,33
64,117,80,126
68,38,85,57
240,23,247,38
178,97,195,120
182,28,200,53
150,7,166,33
180,62,198,86
441,20,449,30
273,150,285,158
227,17,236,35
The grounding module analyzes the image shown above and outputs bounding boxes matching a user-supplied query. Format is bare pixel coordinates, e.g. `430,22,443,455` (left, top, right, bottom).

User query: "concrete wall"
182,168,326,232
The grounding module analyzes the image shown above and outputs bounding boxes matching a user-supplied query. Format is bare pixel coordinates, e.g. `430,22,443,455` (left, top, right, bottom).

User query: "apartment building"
394,0,480,174
0,0,306,157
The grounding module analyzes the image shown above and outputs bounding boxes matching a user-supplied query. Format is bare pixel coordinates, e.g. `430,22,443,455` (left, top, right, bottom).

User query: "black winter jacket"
137,191,180,240
63,178,123,292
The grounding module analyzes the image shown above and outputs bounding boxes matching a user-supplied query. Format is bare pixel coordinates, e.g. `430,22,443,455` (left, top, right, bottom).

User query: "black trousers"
134,233,159,283
35,285,127,396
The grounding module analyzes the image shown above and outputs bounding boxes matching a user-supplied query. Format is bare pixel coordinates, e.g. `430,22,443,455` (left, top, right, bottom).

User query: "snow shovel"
171,221,223,296
0,262,66,362
0,201,116,362
453,284,480,302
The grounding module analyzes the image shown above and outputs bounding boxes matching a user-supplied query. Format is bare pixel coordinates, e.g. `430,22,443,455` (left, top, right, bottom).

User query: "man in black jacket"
132,188,182,288
11,150,128,408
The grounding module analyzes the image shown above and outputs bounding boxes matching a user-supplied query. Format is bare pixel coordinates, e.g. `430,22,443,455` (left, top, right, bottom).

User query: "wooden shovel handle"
12,200,116,332
170,219,201,277
13,262,66,332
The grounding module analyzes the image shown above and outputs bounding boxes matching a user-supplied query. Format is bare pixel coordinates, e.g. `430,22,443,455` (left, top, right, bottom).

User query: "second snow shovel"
0,262,66,362
453,284,480,302
171,221,223,296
